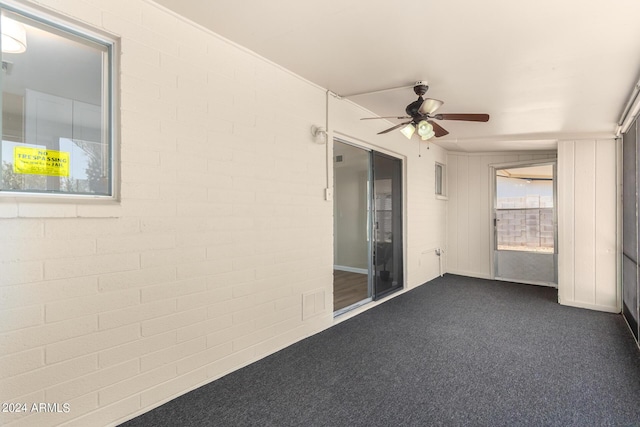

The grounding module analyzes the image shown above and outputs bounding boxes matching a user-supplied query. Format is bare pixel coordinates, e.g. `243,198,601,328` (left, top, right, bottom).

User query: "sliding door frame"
332,136,407,316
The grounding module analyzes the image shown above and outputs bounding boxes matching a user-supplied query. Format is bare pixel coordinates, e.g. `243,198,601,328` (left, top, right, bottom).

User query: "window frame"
435,161,447,199
0,0,119,202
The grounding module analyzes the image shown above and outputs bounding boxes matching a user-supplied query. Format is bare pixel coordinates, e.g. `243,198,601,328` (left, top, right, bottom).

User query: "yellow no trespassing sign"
13,147,70,177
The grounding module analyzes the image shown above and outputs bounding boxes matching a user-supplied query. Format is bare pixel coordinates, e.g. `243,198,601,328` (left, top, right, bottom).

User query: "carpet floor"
121,274,640,426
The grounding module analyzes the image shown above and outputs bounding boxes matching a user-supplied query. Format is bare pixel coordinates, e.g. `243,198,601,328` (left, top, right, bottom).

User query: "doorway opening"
333,140,404,314
492,162,557,286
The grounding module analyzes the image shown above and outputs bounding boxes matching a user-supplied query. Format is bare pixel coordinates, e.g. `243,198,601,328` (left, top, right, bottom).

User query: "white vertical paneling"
457,155,470,272
558,141,576,304
595,140,618,308
445,143,616,315
447,156,459,271
446,151,557,279
573,141,597,303
479,156,492,276
557,139,619,313
468,156,483,274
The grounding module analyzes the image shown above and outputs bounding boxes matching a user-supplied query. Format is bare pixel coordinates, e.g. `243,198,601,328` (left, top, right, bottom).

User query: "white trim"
333,265,368,275
333,298,372,317
616,137,623,313
448,150,558,157
489,159,558,283
446,269,492,280
558,299,620,314
495,277,557,288
618,83,640,136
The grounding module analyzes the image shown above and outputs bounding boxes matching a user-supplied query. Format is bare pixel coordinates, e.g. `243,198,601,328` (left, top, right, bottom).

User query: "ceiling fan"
361,81,489,140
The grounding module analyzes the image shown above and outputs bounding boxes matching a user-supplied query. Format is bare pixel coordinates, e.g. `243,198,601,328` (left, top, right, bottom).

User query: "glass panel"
0,9,111,195
495,165,554,253
435,162,444,195
333,141,371,312
622,120,639,337
373,152,403,299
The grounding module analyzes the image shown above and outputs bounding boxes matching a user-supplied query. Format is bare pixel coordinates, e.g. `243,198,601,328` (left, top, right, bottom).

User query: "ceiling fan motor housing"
405,99,424,119
413,81,429,96
407,81,429,118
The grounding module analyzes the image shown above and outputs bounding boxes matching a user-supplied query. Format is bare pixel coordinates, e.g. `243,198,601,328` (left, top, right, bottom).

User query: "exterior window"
435,162,446,196
0,5,115,197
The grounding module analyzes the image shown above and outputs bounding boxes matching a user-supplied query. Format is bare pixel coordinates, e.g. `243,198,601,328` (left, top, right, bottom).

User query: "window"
435,162,446,197
0,4,116,198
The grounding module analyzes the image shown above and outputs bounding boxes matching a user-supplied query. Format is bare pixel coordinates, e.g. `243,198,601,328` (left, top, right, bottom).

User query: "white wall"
446,151,557,278
328,95,448,290
0,1,448,426
557,139,620,313
447,143,620,314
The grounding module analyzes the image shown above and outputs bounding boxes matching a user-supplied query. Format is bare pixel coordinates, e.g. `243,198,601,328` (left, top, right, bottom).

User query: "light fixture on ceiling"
417,120,435,140
1,15,27,54
399,120,436,141
400,124,415,139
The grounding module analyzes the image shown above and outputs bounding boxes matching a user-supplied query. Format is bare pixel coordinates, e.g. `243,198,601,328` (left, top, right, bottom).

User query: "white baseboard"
558,299,621,314
445,269,492,280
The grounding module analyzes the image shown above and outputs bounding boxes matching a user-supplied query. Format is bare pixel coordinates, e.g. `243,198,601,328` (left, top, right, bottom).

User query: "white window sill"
435,195,448,201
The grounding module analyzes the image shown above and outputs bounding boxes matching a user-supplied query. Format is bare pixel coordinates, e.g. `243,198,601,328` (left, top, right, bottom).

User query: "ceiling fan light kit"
400,124,416,139
360,81,490,140
417,120,434,140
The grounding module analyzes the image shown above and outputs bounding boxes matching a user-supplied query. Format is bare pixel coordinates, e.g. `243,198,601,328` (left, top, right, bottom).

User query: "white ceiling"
154,0,640,152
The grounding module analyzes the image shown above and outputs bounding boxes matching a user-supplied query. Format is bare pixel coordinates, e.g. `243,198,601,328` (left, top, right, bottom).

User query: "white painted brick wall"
0,354,97,402
0,1,448,426
98,331,176,368
45,324,140,364
0,306,42,333
0,348,43,380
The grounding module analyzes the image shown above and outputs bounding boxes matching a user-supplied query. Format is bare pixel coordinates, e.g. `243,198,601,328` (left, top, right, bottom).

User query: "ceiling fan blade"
377,121,412,135
428,120,449,137
418,98,444,115
436,113,490,122
361,116,411,120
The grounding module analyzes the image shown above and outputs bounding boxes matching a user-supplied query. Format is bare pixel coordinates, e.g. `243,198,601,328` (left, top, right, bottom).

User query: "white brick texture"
0,0,447,426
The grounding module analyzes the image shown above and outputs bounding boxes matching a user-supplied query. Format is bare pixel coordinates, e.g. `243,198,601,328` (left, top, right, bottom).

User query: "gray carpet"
121,275,640,426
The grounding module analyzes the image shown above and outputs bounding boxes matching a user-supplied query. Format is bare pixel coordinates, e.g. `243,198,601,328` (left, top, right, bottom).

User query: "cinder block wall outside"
496,196,554,250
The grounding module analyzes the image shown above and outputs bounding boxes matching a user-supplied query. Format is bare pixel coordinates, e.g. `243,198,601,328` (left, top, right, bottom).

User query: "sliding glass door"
333,141,404,313
372,152,403,299
333,142,371,312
